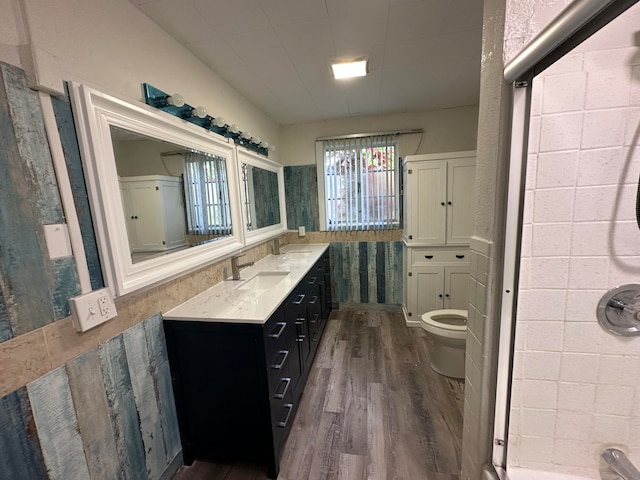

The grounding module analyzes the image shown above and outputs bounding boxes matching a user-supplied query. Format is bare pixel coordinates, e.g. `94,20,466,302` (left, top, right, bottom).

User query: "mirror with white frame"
70,83,244,297
237,148,287,246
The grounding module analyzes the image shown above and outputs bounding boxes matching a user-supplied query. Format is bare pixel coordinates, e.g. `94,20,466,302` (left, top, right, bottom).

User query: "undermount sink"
280,250,312,261
236,271,290,292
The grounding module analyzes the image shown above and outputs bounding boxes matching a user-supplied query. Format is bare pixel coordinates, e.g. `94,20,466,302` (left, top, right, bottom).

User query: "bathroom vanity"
162,244,331,478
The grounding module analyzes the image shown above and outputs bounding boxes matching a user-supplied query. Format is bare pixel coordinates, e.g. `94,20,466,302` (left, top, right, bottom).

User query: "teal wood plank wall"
0,62,82,343
329,241,403,306
284,165,319,231
0,314,181,480
0,62,180,478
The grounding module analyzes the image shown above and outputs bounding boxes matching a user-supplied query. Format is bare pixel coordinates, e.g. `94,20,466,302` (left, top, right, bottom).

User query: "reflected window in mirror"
184,152,232,242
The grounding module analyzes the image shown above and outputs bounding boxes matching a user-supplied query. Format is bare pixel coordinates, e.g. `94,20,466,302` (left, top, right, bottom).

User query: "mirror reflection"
241,163,281,231
110,126,233,263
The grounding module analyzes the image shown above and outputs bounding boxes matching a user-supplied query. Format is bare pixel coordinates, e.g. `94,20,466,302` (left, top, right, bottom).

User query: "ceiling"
129,0,484,126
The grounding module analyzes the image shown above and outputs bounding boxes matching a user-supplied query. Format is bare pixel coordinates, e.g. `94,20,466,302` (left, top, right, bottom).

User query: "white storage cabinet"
402,151,475,325
119,175,187,252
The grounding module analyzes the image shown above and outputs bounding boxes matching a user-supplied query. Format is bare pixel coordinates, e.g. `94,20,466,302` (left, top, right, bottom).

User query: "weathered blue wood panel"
27,367,91,480
376,241,385,303
123,323,167,480
99,335,147,480
144,314,181,463
51,89,104,290
0,63,63,224
66,350,120,480
358,242,368,303
0,62,62,340
328,241,403,306
50,257,81,319
284,165,319,231
0,388,48,480
0,293,11,343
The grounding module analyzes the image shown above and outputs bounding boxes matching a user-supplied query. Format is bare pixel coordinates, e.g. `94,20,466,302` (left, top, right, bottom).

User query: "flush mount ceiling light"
330,58,368,79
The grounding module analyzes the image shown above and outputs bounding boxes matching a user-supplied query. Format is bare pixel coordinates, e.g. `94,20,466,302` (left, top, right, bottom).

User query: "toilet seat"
420,309,467,341
421,309,467,331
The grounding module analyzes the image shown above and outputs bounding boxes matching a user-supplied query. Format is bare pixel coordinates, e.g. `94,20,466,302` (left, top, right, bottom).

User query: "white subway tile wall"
507,4,640,476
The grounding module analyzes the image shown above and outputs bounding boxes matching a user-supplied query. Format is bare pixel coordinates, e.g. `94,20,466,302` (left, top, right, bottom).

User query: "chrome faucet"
273,238,282,255
602,448,640,480
231,254,254,280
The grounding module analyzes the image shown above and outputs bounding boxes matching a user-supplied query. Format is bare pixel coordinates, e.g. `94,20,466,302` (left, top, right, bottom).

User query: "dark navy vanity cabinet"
163,252,331,478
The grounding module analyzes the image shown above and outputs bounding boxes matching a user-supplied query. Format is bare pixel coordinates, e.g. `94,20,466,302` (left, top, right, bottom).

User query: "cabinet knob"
440,202,445,206
439,294,443,298
445,294,450,298
447,201,452,206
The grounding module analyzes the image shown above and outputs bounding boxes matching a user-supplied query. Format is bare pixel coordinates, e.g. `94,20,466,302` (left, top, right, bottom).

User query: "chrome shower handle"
602,448,640,480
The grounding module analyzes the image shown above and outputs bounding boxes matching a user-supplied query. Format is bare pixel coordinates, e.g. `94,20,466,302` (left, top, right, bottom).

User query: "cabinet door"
159,181,187,250
407,266,444,319
446,158,476,244
120,183,139,249
130,182,166,251
444,265,470,310
408,161,447,245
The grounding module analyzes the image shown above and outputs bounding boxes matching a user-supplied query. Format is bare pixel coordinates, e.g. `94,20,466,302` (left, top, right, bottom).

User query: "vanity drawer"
411,248,469,266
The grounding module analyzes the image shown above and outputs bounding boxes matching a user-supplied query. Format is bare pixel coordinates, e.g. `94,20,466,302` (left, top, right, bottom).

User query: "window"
184,151,232,236
318,134,399,231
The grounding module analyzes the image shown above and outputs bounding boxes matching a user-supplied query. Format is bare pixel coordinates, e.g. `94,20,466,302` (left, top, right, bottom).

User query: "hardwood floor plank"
340,357,367,456
366,382,391,480
338,453,365,480
324,339,348,413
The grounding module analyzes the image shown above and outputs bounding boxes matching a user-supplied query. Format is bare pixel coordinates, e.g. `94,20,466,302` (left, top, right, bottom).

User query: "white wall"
279,105,479,166
508,4,640,477
1,0,281,161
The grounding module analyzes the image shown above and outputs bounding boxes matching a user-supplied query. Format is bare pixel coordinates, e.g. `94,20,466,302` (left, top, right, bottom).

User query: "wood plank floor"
172,307,464,480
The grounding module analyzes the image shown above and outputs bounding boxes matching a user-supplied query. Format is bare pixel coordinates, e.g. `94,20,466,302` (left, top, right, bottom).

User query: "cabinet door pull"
439,294,443,298
445,294,450,298
440,202,445,206
274,377,291,399
293,294,305,305
425,255,434,259
309,296,318,304
307,276,317,284
271,350,289,370
269,322,286,339
295,320,306,342
447,201,452,205
456,254,465,259
277,404,293,428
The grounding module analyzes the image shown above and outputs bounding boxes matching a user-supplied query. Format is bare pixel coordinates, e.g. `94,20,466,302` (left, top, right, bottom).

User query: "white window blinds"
184,151,232,236
321,134,399,231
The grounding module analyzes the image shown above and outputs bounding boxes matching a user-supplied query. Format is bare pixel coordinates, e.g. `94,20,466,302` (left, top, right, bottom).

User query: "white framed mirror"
237,147,287,246
70,83,244,297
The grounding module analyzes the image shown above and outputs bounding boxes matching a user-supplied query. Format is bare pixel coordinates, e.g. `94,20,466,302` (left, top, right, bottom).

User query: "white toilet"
420,309,468,379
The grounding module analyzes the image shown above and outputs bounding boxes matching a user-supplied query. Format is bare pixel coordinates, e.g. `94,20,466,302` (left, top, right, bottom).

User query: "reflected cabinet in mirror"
71,83,244,296
237,148,287,246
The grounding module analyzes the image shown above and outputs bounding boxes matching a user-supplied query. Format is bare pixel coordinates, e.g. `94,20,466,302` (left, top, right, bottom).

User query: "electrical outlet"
298,226,306,237
69,288,117,332
98,295,110,316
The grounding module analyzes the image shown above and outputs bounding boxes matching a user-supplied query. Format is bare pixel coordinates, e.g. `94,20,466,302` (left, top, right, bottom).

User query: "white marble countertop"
163,243,329,324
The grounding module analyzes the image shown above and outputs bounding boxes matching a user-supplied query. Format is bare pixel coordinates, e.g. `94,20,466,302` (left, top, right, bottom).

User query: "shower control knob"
597,284,640,336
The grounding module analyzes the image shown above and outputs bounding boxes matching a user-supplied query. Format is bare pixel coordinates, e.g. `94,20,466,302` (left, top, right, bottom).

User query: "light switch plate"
298,226,306,237
69,288,117,332
43,224,73,259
